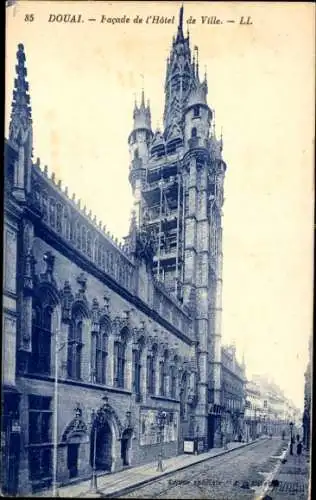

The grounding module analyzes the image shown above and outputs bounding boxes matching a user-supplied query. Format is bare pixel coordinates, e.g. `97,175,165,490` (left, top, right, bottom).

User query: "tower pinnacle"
9,43,33,144
176,4,184,42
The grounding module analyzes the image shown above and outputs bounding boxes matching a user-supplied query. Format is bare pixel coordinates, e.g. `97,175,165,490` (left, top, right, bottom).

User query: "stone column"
140,345,147,398
107,334,114,386
81,319,91,382
183,158,197,308
125,339,133,391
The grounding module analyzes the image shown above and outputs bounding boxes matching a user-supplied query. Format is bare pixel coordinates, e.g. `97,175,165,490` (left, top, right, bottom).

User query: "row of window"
32,186,133,290
29,302,187,400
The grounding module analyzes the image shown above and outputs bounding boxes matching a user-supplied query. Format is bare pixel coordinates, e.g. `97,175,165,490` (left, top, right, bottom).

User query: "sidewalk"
262,446,311,500
33,437,267,498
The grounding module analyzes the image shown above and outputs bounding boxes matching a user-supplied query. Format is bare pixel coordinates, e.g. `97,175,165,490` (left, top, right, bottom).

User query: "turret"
128,90,153,166
128,90,153,226
184,71,212,151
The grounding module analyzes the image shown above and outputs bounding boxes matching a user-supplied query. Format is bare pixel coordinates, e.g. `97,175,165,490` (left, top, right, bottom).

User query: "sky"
5,1,315,410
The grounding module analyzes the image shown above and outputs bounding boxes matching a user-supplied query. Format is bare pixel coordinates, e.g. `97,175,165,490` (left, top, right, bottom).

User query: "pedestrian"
282,430,285,440
297,441,302,455
296,434,300,442
238,433,242,442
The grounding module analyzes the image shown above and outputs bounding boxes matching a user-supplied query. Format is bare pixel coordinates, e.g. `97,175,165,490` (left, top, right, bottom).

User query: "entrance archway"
120,429,133,466
90,420,113,471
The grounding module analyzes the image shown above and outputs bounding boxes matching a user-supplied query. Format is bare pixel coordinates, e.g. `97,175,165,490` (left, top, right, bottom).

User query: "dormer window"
193,105,200,117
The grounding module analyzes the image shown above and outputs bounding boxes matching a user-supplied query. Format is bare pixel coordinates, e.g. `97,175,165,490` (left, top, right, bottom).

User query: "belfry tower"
128,5,227,448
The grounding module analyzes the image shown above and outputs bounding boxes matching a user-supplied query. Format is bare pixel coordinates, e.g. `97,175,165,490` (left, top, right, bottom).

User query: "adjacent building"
220,345,246,443
2,7,228,495
303,335,312,450
244,375,301,440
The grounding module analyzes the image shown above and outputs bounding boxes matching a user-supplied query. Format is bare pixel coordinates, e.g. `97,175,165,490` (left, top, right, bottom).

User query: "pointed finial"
141,88,145,107
133,93,137,110
176,4,184,42
9,43,33,142
65,186,68,196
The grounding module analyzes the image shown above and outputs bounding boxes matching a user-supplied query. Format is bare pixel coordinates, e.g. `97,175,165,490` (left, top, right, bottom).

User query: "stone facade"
2,7,228,496
220,345,246,444
244,375,301,441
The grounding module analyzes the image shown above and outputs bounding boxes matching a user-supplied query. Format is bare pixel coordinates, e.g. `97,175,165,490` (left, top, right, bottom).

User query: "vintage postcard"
3,1,314,498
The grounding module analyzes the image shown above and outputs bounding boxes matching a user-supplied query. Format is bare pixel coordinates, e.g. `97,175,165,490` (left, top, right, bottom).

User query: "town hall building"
2,6,227,495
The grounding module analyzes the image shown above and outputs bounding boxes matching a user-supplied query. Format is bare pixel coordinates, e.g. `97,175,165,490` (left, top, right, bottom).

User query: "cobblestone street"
119,439,289,499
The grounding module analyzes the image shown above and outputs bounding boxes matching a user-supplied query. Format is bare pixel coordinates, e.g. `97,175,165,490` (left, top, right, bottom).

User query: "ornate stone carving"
94,397,123,439
39,251,57,287
62,404,88,442
134,225,156,267
60,281,74,322
23,249,36,294
76,273,88,302
91,298,100,334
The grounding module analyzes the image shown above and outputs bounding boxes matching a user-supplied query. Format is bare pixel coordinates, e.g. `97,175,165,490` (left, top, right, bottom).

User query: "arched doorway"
90,420,113,471
120,429,133,466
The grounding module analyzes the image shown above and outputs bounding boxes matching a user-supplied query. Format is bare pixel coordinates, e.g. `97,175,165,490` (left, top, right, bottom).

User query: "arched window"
147,344,157,395
134,148,139,160
56,203,63,233
63,207,71,240
67,308,84,380
114,329,127,388
81,226,87,253
30,302,53,374
95,321,108,384
159,350,169,397
49,198,56,227
191,127,197,138
180,372,188,420
41,191,48,222
87,231,92,258
170,357,178,399
133,340,143,397
93,238,98,263
193,105,200,118
100,246,105,270
75,221,81,248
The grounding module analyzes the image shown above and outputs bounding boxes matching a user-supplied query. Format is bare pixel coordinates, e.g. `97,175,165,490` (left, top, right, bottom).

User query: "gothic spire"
176,3,184,43
9,43,33,144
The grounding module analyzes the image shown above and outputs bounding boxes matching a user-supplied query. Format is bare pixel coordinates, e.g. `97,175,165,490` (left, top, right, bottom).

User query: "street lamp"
289,421,294,455
156,410,167,472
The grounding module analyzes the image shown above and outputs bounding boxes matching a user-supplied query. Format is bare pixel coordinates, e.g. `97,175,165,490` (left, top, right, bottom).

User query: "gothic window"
49,198,56,227
100,246,105,270
30,303,53,375
67,308,84,380
87,231,92,258
75,221,81,248
180,372,188,420
133,349,141,396
193,105,200,118
114,332,127,388
41,191,48,222
95,321,108,384
170,358,178,399
191,127,197,138
56,203,63,233
134,148,139,160
28,395,52,483
159,361,164,396
81,226,87,253
148,344,157,394
160,350,169,397
93,238,98,263
63,207,71,240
